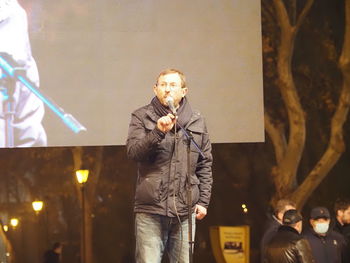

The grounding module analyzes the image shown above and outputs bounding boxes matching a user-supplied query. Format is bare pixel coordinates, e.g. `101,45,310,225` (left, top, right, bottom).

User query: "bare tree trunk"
267,0,314,201
265,0,350,209
85,147,103,263
291,0,350,208
72,147,92,263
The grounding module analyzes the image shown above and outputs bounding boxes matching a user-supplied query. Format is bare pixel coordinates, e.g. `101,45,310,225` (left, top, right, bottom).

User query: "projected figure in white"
127,69,213,263
0,0,46,147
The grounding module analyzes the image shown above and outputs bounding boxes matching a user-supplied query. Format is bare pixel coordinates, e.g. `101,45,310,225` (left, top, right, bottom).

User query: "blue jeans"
135,213,196,263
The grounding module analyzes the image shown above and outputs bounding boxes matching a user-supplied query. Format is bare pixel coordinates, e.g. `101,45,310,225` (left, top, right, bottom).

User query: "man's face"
296,220,303,234
153,73,188,108
338,206,350,225
310,218,330,235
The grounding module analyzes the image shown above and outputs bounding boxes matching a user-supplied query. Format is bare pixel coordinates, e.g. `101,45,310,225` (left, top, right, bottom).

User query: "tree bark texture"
72,146,103,263
266,0,350,209
268,0,314,201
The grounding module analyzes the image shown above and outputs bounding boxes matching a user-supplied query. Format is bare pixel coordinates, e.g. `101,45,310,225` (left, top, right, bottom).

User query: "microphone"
166,96,177,115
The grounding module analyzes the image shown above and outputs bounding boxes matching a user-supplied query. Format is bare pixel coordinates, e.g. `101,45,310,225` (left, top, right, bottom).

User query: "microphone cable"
171,113,185,262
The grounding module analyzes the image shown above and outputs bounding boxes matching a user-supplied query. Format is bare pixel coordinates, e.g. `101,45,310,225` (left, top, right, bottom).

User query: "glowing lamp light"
3,225,8,232
32,200,44,213
241,204,248,214
10,218,19,228
75,169,89,184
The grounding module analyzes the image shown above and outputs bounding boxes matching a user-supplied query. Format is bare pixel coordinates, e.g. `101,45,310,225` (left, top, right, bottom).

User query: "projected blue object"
0,52,86,135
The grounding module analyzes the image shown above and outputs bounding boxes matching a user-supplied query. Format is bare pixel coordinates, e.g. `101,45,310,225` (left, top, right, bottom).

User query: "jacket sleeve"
195,120,213,208
126,111,165,162
296,239,315,263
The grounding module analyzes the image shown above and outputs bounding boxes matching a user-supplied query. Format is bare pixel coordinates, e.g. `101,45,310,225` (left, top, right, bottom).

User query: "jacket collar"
278,225,300,235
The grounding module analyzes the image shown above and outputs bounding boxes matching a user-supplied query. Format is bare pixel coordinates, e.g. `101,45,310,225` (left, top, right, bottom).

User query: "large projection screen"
16,0,264,146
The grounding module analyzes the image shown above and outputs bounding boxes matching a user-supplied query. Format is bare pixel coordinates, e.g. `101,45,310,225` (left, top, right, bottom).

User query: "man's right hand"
157,113,176,133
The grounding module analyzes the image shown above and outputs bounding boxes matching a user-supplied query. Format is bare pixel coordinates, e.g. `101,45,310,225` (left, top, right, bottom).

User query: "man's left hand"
195,204,207,220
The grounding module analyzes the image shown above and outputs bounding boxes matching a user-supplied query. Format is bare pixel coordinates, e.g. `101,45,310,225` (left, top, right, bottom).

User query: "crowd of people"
261,198,350,263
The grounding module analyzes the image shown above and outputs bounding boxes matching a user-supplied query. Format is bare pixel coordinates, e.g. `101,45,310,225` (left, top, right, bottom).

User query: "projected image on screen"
1,0,263,147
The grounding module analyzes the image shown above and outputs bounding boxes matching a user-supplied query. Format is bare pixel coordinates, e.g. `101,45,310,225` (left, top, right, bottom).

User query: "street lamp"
32,200,44,214
32,200,44,262
75,169,89,263
76,169,89,184
10,218,19,229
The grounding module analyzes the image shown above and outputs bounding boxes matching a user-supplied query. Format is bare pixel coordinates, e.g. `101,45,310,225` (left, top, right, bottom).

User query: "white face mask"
314,222,329,234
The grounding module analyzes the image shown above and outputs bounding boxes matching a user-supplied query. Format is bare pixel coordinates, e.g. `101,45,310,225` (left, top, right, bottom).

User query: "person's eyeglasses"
157,82,181,89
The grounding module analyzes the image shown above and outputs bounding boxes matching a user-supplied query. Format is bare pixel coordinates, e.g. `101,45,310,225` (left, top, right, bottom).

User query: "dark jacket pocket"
178,176,200,207
135,176,162,204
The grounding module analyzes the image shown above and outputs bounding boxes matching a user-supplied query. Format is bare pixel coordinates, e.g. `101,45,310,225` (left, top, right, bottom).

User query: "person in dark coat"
304,207,346,263
43,242,62,263
261,199,296,260
333,198,350,263
126,69,213,263
263,209,314,263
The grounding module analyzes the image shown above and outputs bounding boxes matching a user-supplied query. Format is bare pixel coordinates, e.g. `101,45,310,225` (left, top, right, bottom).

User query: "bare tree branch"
262,0,277,25
72,146,83,172
292,0,350,208
264,112,287,164
295,0,315,30
271,0,309,194
87,147,103,208
273,0,292,29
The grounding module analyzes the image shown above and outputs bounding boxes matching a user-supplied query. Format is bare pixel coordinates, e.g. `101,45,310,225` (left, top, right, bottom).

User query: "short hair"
334,198,350,214
274,199,296,216
156,68,187,89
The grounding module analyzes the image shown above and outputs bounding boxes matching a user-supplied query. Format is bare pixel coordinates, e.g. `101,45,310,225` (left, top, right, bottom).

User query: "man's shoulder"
186,109,209,132
327,229,347,242
132,104,152,115
303,228,322,242
261,216,280,244
191,109,206,120
304,228,346,243
267,227,302,251
131,104,158,122
342,224,350,237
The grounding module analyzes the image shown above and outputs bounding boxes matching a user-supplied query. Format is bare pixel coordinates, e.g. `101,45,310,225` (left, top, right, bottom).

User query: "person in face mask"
304,207,347,263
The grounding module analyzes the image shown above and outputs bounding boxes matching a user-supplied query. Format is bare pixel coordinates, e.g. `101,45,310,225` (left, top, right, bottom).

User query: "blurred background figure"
333,199,350,263
333,198,350,237
43,242,62,263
